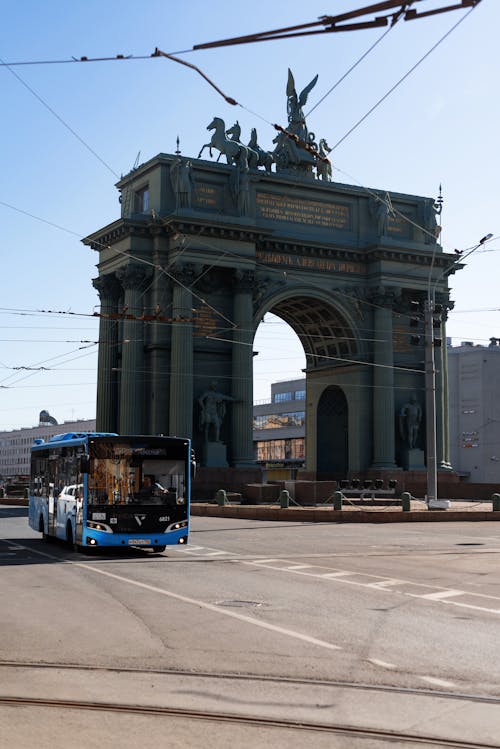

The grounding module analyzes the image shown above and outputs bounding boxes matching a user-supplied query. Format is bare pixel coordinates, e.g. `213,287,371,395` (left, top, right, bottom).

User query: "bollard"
401,491,411,512
492,493,500,512
279,490,290,509
215,489,227,506
333,491,343,511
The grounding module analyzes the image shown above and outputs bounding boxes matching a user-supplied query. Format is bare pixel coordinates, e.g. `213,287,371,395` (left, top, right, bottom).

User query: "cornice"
83,216,274,251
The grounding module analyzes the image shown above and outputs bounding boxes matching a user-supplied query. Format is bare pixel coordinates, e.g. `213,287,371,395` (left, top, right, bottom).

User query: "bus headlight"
87,520,113,533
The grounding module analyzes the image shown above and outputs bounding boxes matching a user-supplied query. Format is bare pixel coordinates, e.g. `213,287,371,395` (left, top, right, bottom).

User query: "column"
371,289,398,469
169,264,194,439
149,231,171,435
231,270,255,466
92,274,120,432
116,264,151,434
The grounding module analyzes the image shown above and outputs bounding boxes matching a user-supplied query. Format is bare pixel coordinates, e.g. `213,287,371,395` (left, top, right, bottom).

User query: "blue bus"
29,433,193,552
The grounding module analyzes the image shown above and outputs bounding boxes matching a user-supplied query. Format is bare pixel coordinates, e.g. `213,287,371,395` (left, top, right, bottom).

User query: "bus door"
48,483,57,536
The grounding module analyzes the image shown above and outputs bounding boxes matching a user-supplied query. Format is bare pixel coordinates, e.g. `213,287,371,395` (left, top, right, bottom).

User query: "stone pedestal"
203,442,228,468
402,448,426,471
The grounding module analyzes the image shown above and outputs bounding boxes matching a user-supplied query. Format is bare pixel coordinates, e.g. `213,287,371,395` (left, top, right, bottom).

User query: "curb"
191,503,500,523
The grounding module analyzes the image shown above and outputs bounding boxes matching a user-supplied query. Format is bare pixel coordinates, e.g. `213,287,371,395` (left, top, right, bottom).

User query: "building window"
273,392,292,403
253,411,305,430
256,438,305,462
134,186,149,213
294,390,306,400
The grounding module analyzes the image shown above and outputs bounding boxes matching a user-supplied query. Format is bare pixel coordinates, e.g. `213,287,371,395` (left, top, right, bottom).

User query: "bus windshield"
88,440,186,506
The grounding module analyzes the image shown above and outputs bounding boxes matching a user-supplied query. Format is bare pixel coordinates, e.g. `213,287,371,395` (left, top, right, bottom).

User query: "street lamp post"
424,297,438,504
425,232,493,508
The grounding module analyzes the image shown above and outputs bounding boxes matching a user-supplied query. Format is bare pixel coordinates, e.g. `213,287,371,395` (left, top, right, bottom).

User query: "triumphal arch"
84,69,455,478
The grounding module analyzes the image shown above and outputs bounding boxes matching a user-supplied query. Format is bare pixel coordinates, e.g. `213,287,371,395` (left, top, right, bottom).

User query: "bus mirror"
79,455,90,474
191,451,197,479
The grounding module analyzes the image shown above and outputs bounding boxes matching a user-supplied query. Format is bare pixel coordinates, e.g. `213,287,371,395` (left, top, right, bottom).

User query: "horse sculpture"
316,138,332,181
198,117,248,167
248,128,273,173
225,122,259,169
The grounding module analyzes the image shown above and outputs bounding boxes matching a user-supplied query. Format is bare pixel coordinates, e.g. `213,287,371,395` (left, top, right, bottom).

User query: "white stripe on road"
2,539,342,653
413,590,463,601
321,571,354,578
367,659,397,670
420,676,457,689
367,580,405,589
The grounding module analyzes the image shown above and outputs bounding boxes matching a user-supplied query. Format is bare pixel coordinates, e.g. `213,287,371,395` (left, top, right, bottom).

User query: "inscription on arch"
256,192,351,230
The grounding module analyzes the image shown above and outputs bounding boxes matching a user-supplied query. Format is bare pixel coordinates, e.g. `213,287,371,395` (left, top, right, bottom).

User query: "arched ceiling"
270,295,357,370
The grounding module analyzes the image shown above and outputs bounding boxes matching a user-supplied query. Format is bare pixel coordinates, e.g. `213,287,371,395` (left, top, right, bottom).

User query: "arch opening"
253,294,358,475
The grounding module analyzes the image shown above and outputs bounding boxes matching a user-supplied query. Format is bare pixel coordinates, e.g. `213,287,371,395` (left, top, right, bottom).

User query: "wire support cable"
330,3,479,152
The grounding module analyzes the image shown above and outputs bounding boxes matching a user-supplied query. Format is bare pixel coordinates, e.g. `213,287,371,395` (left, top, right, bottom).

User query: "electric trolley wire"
0,57,120,179
330,4,478,152
306,24,394,117
0,6,486,402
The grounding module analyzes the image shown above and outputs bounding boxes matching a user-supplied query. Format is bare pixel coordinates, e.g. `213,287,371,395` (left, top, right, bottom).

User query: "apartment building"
0,412,96,478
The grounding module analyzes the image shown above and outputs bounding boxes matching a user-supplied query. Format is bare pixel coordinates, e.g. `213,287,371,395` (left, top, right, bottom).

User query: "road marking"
321,571,354,578
174,545,231,557
440,601,500,615
420,676,456,689
367,580,405,589
367,659,397,670
1,539,342,654
413,590,463,601
241,557,500,617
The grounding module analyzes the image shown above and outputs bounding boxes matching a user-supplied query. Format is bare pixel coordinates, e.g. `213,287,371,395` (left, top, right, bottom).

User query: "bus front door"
48,488,57,537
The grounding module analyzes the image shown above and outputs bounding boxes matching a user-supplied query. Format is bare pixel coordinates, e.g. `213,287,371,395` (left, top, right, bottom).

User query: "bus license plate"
129,539,151,545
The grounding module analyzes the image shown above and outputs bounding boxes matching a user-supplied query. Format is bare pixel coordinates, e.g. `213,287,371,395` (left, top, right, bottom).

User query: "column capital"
92,273,121,301
435,291,454,321
368,285,400,310
233,269,255,292
170,262,197,287
116,263,152,290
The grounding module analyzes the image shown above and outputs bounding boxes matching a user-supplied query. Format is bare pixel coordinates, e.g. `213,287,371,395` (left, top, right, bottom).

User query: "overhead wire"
330,4,478,151
306,23,394,117
0,57,120,178
0,2,484,402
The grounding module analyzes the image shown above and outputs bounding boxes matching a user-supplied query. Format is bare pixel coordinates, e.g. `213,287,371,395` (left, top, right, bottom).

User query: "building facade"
0,417,96,478
253,379,306,466
448,340,500,483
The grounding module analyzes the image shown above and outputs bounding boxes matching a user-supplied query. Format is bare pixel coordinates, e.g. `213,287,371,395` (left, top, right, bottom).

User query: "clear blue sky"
0,0,497,428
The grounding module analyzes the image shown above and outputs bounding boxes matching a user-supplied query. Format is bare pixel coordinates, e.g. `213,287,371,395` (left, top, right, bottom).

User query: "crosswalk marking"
176,544,500,618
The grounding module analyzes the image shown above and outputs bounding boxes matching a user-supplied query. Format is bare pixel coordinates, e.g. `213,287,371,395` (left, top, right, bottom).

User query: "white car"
58,484,83,502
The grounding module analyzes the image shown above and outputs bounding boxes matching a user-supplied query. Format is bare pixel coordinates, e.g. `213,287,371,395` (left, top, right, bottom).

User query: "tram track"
1,694,498,747
1,659,499,705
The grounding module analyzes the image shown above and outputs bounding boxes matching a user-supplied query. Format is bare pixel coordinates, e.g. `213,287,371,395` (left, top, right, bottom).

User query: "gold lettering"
256,250,362,274
256,192,351,230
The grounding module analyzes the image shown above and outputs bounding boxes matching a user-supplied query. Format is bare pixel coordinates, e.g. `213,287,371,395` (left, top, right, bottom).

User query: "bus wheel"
152,545,166,553
66,521,74,547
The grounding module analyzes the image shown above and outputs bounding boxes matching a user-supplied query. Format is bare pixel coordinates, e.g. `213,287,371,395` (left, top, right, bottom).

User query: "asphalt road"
1,505,500,748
